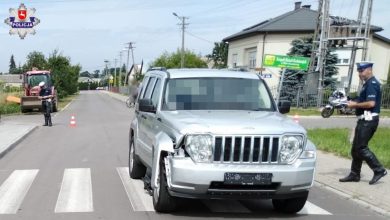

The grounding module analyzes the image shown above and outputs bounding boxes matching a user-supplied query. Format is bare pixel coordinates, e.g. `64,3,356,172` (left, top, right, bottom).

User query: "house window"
248,51,257,69
232,54,238,68
334,50,351,65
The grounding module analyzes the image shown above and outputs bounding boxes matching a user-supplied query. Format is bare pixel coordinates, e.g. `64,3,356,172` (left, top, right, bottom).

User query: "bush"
0,103,20,114
78,82,98,90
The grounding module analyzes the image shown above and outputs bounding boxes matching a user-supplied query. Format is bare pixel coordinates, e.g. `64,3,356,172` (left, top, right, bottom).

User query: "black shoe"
339,173,360,182
369,170,387,185
43,124,48,126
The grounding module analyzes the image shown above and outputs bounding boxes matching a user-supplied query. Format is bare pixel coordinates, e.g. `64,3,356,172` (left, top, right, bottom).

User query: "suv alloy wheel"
153,156,177,212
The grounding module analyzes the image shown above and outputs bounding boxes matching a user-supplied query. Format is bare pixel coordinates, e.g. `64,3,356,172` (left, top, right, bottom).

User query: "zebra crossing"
0,167,332,215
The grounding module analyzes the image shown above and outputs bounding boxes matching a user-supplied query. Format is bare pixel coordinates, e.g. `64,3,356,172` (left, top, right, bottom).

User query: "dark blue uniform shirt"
39,87,52,97
356,76,381,115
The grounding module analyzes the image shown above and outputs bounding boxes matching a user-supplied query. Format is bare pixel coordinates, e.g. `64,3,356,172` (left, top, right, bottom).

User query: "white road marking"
202,199,251,213
298,201,332,215
0,169,39,214
55,168,93,213
117,167,154,211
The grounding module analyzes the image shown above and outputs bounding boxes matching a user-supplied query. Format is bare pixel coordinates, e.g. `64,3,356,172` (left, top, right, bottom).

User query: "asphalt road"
0,91,387,220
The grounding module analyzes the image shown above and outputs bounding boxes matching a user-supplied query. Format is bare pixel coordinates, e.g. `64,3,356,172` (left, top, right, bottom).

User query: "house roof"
223,8,383,42
373,33,390,44
0,74,22,83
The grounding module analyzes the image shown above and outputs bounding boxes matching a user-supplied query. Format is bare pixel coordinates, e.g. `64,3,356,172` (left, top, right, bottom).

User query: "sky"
0,0,389,74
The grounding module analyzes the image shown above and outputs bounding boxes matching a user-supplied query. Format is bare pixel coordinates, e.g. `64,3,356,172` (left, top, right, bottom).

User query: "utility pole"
119,51,123,86
346,0,366,94
104,60,109,90
316,0,330,107
114,58,118,88
306,0,323,105
124,42,135,85
173,12,189,68
362,0,373,61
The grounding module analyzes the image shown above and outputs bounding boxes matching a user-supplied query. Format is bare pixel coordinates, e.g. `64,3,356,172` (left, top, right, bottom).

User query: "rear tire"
321,107,334,118
153,156,177,212
128,138,146,179
272,192,308,214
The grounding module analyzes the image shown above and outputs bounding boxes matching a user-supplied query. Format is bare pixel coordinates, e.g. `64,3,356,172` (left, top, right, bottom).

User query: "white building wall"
369,37,390,83
228,32,389,89
227,33,311,87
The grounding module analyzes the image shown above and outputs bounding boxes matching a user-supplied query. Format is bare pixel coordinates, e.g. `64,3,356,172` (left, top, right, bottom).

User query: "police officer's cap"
39,81,45,87
356,61,374,71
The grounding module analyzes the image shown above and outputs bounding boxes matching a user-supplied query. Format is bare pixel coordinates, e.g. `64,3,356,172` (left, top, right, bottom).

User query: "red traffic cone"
69,115,77,127
293,114,299,123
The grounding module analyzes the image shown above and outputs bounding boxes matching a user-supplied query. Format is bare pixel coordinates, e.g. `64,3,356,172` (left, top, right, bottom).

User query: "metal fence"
269,85,390,109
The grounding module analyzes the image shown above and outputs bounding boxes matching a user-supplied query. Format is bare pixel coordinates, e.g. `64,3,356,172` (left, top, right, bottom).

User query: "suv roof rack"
147,67,167,71
225,67,249,72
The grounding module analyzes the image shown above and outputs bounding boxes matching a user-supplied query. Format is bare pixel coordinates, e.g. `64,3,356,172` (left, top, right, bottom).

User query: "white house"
223,2,390,89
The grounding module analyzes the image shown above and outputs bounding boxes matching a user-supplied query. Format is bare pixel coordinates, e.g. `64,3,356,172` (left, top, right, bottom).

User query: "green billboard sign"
263,54,310,70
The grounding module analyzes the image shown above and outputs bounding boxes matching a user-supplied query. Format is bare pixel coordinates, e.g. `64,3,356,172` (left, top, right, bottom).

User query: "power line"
185,31,214,44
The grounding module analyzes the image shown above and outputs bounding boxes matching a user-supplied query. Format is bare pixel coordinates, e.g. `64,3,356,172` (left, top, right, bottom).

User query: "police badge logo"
4,3,40,39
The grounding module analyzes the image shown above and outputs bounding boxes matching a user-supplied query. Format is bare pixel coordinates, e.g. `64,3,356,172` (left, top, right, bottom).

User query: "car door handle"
141,115,147,119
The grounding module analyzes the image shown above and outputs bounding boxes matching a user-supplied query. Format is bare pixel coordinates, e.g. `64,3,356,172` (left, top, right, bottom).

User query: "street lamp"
172,12,188,68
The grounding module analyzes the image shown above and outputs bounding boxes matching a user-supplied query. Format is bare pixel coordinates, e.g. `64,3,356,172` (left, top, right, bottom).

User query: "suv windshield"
162,77,274,111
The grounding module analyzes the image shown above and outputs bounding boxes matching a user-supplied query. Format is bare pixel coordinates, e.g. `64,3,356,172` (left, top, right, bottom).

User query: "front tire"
321,107,334,118
128,138,146,179
272,192,308,213
153,156,177,212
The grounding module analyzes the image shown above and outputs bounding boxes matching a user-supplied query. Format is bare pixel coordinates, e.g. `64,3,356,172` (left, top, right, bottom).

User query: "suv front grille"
213,136,280,164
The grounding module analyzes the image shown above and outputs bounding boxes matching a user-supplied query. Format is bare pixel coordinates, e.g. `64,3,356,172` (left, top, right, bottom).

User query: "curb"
314,181,390,218
0,125,38,159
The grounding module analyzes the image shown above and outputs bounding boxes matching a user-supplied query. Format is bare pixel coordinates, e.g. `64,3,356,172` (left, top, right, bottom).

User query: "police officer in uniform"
339,61,387,185
38,81,53,127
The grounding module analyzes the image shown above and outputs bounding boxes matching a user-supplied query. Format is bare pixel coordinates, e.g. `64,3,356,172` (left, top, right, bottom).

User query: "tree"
9,55,17,74
207,42,228,68
93,70,100,78
22,51,47,72
280,37,338,101
47,50,80,98
150,49,207,69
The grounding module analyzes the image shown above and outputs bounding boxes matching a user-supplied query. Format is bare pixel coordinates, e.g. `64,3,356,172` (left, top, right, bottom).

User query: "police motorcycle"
321,89,355,118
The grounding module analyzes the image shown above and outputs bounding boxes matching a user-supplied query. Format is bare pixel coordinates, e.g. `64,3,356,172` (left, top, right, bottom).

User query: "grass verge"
308,127,390,168
0,93,79,116
58,94,79,110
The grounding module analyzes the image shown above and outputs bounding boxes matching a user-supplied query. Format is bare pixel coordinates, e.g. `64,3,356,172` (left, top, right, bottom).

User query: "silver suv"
129,68,316,213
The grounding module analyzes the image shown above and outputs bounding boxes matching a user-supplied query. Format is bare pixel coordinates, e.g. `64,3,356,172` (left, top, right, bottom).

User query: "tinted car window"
162,77,273,111
151,78,162,107
143,77,156,99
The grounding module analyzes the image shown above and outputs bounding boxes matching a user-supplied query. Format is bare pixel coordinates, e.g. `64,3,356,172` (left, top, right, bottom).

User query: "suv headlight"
185,134,213,163
280,135,304,164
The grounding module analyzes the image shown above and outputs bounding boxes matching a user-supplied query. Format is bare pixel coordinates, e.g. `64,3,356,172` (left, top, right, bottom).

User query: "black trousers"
42,101,52,124
351,118,383,174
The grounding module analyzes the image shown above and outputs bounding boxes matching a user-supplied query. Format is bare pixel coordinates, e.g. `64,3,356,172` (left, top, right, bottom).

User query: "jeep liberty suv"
129,68,316,213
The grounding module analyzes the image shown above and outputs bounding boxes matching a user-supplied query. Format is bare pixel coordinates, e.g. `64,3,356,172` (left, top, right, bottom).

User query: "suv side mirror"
139,98,156,113
278,100,291,114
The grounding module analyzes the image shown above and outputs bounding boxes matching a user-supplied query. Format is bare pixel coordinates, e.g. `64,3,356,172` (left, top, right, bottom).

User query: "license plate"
224,173,272,185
